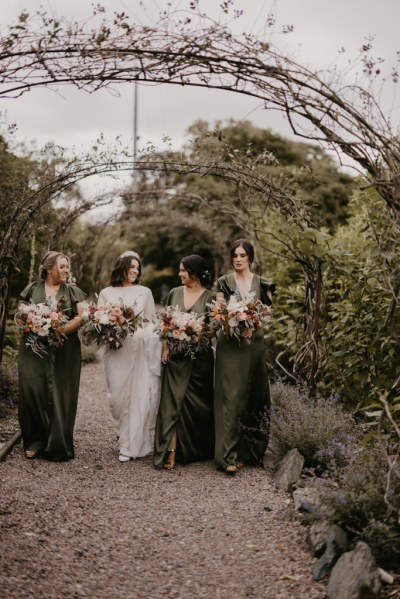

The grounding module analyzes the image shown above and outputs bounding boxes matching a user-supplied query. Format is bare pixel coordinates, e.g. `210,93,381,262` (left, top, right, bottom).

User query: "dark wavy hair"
230,239,255,265
109,254,142,287
39,251,69,281
181,254,211,287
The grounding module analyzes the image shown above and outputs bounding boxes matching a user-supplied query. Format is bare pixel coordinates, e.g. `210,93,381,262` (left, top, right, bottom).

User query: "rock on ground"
328,541,381,599
0,361,326,599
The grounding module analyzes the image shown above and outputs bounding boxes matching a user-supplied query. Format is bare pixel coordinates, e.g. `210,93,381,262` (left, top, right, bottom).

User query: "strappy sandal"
163,448,176,470
24,450,39,460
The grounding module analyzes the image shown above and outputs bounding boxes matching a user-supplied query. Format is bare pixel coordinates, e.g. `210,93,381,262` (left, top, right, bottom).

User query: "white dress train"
97,285,161,458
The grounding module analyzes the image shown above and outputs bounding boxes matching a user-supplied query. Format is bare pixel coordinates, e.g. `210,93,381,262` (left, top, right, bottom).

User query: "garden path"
0,361,326,599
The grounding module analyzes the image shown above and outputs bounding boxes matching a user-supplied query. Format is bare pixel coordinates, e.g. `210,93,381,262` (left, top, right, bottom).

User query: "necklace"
45,282,61,297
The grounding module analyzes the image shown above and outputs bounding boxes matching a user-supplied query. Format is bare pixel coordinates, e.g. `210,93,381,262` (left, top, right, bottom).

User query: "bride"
98,251,161,462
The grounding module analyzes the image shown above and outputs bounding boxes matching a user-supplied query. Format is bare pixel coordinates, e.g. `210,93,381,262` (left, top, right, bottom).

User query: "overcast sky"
0,0,399,195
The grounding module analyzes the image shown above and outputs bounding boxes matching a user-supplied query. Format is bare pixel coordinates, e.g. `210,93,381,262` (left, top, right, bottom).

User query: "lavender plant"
314,448,400,568
270,380,358,469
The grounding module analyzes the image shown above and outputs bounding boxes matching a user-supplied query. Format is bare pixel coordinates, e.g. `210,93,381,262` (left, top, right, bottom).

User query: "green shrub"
313,448,400,569
0,351,19,418
270,381,358,469
4,318,20,351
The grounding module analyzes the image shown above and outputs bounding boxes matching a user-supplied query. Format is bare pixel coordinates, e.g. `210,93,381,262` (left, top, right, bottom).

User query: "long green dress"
154,287,215,468
18,281,86,461
214,273,274,469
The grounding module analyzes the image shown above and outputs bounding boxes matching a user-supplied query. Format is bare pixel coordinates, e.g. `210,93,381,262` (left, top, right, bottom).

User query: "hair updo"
181,255,211,287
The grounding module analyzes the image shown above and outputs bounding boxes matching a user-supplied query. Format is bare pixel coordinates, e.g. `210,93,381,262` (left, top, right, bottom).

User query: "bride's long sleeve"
97,289,107,305
143,288,156,320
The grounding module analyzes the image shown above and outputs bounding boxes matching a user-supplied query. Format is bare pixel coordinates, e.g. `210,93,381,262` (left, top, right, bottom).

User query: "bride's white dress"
97,285,161,458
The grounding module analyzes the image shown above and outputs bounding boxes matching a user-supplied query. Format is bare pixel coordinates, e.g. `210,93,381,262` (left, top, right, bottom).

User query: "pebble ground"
0,361,327,599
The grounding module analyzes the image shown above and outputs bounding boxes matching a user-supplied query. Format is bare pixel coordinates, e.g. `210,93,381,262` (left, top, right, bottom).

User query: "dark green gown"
154,287,215,468
18,281,86,461
214,273,274,469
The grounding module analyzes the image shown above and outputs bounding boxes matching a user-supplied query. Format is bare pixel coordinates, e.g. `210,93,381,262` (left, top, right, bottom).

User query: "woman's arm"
161,340,169,365
60,301,86,336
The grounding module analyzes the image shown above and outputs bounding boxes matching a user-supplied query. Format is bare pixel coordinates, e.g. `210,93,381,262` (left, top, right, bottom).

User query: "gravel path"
0,361,327,599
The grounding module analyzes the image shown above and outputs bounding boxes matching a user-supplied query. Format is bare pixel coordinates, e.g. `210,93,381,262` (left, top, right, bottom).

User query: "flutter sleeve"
260,277,276,306
67,284,87,316
19,282,37,302
164,289,175,308
216,275,234,301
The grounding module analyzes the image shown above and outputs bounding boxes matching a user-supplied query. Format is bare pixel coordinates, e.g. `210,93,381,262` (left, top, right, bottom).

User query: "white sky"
0,0,399,196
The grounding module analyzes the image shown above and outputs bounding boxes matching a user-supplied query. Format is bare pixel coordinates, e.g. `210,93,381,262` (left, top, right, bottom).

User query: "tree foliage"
0,5,398,225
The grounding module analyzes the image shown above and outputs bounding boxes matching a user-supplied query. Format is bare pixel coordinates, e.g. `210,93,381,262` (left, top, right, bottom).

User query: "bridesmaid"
154,254,214,470
214,239,275,474
18,251,86,461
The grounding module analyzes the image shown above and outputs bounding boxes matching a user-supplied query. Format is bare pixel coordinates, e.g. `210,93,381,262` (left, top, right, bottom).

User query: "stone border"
0,429,21,462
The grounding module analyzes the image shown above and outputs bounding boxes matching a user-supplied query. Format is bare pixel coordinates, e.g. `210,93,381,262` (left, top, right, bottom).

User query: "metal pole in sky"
133,82,138,182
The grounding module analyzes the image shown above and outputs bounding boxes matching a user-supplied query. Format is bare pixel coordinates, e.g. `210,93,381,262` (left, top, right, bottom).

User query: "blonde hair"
39,251,69,281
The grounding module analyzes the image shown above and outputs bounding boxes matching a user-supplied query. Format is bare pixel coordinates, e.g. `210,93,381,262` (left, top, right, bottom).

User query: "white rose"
99,314,110,325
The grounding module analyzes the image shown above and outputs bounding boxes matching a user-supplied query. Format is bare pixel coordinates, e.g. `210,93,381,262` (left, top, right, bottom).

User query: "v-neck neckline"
232,273,255,299
181,287,207,312
43,281,65,301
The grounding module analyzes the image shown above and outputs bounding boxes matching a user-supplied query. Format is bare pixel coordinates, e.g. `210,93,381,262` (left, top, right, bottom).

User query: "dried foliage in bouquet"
158,306,210,359
14,296,69,357
79,302,140,350
208,293,272,345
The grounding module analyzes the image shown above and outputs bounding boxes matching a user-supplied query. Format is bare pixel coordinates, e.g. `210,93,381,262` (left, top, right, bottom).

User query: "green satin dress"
17,281,86,461
214,273,274,469
154,287,215,468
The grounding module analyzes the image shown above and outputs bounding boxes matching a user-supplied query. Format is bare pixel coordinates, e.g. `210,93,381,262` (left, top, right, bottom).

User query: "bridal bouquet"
158,306,210,359
208,293,272,345
15,296,69,356
79,302,140,350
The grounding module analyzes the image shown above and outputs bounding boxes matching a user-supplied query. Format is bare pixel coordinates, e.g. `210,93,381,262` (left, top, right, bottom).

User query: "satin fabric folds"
154,287,215,468
18,281,86,461
214,273,273,469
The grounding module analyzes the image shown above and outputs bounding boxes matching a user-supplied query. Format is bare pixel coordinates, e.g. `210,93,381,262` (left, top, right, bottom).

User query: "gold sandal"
24,450,39,460
224,465,238,475
163,449,176,470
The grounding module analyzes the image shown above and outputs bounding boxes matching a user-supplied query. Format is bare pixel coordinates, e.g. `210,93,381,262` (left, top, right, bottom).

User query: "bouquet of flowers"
158,306,210,359
79,301,140,350
14,296,69,356
208,292,272,345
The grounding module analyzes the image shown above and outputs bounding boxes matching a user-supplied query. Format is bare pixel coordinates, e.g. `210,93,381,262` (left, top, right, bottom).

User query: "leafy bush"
313,448,400,569
263,191,400,413
0,349,19,418
270,381,358,469
4,318,20,351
